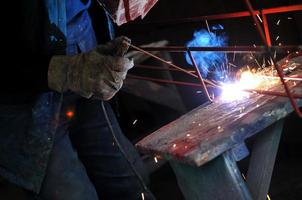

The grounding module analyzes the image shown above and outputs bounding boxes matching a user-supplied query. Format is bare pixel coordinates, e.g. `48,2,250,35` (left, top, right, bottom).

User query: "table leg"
170,152,252,200
246,119,284,200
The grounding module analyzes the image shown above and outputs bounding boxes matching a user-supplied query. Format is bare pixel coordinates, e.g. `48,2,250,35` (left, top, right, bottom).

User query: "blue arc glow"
185,29,228,80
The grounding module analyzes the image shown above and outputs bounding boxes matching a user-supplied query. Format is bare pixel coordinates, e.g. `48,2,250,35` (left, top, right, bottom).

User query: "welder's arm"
48,36,133,100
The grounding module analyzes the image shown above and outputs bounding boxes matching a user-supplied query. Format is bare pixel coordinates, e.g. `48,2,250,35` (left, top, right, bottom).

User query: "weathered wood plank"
136,58,302,167
246,119,284,200
170,151,252,200
230,142,249,161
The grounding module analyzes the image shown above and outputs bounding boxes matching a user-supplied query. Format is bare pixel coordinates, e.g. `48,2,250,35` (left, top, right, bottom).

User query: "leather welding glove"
96,36,131,56
48,36,134,100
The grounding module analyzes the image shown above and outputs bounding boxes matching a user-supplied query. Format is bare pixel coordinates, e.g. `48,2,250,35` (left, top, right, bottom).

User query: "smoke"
185,28,228,80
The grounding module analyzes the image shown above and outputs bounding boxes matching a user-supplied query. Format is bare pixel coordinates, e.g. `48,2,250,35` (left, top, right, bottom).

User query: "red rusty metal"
244,0,302,118
261,12,272,47
262,4,302,14
271,57,302,118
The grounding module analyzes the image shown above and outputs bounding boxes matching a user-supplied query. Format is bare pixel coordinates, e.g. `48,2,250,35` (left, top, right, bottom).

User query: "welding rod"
128,43,220,88
128,43,198,78
127,74,302,99
126,42,302,102
187,50,214,102
244,89,302,99
257,75,302,82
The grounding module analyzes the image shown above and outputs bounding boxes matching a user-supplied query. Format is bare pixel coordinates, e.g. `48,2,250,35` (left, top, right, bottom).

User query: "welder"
0,0,155,199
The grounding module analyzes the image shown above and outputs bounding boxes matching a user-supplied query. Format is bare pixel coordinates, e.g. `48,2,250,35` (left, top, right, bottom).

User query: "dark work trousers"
0,96,152,200
40,96,151,200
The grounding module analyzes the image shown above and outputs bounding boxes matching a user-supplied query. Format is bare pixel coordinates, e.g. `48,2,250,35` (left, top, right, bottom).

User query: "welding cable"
100,101,155,199
244,0,302,118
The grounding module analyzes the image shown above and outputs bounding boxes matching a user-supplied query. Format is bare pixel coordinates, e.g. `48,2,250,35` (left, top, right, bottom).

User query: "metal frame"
128,3,302,116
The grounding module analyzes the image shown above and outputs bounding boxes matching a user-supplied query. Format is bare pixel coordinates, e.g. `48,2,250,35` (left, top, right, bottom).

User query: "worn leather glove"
48,36,133,100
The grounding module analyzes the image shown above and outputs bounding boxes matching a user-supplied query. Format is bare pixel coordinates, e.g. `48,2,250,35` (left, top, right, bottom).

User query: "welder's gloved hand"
96,36,131,56
48,37,134,100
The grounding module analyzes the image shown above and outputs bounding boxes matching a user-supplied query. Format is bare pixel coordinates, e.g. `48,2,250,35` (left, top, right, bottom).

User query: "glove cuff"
48,55,70,93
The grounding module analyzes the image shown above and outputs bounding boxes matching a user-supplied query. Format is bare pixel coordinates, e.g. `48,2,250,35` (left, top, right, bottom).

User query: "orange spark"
66,111,74,118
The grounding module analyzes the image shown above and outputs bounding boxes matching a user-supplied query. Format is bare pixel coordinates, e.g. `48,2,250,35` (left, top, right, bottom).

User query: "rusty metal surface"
136,68,302,167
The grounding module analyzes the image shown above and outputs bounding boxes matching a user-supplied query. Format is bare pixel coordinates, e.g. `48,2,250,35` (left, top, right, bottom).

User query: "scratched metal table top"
136,56,302,167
